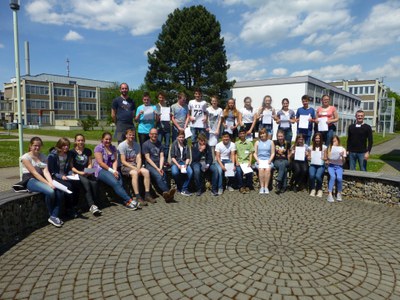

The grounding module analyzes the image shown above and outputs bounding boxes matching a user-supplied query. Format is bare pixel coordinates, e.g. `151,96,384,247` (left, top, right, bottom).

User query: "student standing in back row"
188,88,208,143
296,95,315,146
171,92,190,142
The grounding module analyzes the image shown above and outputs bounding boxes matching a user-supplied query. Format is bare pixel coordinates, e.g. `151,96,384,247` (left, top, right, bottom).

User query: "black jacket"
47,149,73,179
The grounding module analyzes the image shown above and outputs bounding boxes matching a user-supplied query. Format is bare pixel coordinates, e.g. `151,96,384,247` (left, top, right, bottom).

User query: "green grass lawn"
0,134,18,139
0,128,106,141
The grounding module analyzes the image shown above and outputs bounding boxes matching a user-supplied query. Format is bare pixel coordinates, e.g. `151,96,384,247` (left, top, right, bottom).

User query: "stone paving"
1,189,400,299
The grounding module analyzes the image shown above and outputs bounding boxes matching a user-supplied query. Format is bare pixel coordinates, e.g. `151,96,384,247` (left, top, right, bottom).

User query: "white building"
231,75,362,140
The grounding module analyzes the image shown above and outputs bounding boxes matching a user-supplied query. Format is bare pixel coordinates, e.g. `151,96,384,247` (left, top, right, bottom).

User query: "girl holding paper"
325,135,346,202
21,137,64,227
48,137,78,218
207,95,223,152
316,95,339,147
254,128,275,194
307,132,326,198
170,130,193,196
258,95,276,138
71,134,101,216
93,132,141,210
240,97,257,140
276,98,296,143
289,134,308,192
222,98,241,141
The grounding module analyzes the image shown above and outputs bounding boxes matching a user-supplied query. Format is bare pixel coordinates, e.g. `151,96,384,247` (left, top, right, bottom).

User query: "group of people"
19,84,373,227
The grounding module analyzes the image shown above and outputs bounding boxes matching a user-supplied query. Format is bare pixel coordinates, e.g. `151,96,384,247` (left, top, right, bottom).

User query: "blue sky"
1,0,399,92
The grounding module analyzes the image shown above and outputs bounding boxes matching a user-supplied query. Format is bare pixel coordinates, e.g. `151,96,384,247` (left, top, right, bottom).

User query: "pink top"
316,106,336,127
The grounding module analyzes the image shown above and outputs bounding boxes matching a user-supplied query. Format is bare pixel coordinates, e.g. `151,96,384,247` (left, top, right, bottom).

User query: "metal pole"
12,6,24,179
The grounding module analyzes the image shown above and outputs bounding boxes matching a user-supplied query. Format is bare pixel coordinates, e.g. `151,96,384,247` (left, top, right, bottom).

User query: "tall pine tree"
145,5,233,101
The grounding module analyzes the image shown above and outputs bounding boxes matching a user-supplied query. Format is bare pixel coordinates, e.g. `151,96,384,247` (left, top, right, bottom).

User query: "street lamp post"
10,0,24,179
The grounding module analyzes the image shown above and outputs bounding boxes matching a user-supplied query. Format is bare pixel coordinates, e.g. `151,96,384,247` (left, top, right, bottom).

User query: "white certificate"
311,150,323,165
184,126,192,139
84,168,95,174
193,115,205,128
294,146,306,161
258,160,270,169
318,117,328,131
208,133,218,146
279,115,290,128
246,134,253,141
330,146,342,161
299,115,310,129
180,167,187,174
66,174,80,180
225,121,234,134
262,112,272,124
224,163,235,177
52,180,73,194
240,163,253,174
200,161,208,172
160,107,170,121
143,106,154,120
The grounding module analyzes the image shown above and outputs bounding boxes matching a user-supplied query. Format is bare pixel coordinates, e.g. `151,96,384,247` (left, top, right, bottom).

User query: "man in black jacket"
347,110,373,171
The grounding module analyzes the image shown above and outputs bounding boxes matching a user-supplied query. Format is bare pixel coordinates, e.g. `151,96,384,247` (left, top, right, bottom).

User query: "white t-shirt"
241,107,255,124
20,152,47,174
188,99,208,128
215,141,236,160
207,106,222,132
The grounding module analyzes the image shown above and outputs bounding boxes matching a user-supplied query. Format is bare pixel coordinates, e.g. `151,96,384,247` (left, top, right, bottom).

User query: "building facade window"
26,99,49,109
79,102,97,111
27,113,50,124
54,87,74,97
54,101,74,110
55,115,75,120
26,84,49,95
78,90,96,99
362,101,374,111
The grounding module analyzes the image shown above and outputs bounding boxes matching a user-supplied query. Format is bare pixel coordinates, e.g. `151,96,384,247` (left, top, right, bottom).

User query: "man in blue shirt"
295,95,315,145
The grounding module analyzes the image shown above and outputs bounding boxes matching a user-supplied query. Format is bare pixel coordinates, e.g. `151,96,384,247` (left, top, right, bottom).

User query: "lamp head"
10,0,20,11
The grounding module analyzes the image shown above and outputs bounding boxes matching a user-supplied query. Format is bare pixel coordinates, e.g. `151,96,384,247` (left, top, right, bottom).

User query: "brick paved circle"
1,191,400,299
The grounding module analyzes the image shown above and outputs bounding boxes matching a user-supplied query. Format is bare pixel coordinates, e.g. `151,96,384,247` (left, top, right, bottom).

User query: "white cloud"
64,30,83,41
367,56,400,79
25,0,187,36
0,43,4,49
273,49,325,63
228,57,267,81
302,31,351,47
144,46,157,56
291,64,363,81
271,68,288,76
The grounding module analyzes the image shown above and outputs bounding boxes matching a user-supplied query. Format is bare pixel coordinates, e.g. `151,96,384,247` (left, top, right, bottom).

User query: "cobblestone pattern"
1,191,400,299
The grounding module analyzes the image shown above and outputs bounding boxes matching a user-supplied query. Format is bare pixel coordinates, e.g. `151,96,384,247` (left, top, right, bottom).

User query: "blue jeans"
279,128,292,144
259,123,273,135
328,164,343,192
349,152,367,171
274,159,289,189
235,164,253,189
211,162,223,191
320,125,336,147
158,128,171,161
171,162,193,192
97,169,131,203
215,159,235,189
27,178,61,218
147,164,169,193
191,162,217,192
190,127,206,143
309,164,325,190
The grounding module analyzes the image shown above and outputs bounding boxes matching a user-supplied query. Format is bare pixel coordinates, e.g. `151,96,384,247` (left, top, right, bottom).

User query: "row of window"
26,99,97,111
362,101,374,111
79,102,97,111
26,85,96,99
349,86,375,95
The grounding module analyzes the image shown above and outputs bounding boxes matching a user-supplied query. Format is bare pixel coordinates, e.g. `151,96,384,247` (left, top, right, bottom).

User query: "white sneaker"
264,188,269,194
336,193,343,202
259,187,264,194
227,186,234,192
316,190,323,198
218,188,223,195
327,194,334,203
90,205,102,216
310,189,316,197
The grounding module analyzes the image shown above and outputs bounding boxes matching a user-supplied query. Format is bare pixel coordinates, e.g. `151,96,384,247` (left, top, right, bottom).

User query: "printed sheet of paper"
66,174,80,180
52,180,73,194
160,107,171,121
224,163,235,177
259,160,270,169
262,112,272,124
318,117,328,131
299,115,310,129
200,161,207,172
311,150,323,165
180,167,187,174
330,146,342,161
184,126,192,139
225,121,234,134
279,115,290,128
240,163,253,174
294,146,306,161
142,106,154,120
246,134,253,141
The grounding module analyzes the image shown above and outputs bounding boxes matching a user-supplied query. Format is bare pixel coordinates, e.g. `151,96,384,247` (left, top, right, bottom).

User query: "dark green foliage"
145,5,234,102
79,115,99,131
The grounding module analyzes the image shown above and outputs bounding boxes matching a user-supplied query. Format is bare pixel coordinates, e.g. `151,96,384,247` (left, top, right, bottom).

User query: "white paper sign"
279,115,290,128
200,161,208,172
258,160,270,169
143,106,154,120
294,146,306,161
330,146,342,161
66,174,80,180
224,163,235,177
311,150,324,165
318,117,328,131
245,134,253,141
160,107,171,121
184,126,192,139
181,167,187,174
225,121,234,134
52,180,73,194
240,163,253,174
262,112,272,124
299,115,310,129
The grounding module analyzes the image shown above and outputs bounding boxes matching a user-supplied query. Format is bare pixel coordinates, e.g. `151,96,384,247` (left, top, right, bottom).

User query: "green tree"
387,90,400,131
145,5,234,102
